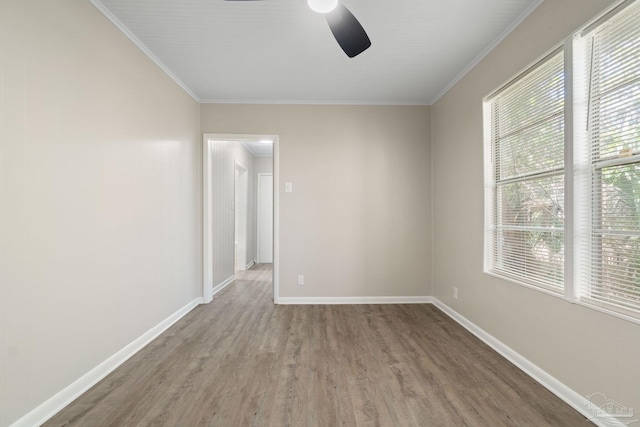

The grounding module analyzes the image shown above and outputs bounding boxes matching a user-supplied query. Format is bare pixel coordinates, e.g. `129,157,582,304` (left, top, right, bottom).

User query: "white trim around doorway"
202,133,280,304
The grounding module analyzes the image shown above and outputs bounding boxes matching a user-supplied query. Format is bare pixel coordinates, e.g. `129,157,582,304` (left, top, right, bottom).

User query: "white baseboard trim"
277,296,433,305
245,260,255,270
10,297,203,427
430,298,627,427
212,275,235,297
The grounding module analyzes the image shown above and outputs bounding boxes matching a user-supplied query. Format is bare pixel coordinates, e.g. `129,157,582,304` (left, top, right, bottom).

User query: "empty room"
1,0,639,426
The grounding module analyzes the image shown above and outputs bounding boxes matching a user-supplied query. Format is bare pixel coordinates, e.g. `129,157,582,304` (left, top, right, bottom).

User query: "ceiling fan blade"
325,3,371,58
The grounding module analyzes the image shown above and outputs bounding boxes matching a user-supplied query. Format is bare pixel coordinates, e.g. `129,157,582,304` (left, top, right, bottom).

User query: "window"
485,49,566,293
575,0,640,317
484,0,640,322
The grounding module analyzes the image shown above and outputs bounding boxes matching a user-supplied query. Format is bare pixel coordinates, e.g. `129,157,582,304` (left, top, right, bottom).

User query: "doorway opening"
202,133,279,304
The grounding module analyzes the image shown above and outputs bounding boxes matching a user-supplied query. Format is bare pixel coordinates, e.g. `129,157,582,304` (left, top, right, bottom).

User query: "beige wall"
0,1,201,425
201,104,431,298
432,0,640,415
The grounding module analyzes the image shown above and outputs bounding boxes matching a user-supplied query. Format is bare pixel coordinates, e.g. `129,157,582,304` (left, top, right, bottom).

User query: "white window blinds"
486,50,565,292
577,1,640,316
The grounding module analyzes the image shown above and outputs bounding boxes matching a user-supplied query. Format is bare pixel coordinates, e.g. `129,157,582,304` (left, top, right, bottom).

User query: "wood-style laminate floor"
45,264,591,426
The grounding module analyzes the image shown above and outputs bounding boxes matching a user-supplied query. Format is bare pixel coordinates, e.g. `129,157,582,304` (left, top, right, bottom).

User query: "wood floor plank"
44,264,592,426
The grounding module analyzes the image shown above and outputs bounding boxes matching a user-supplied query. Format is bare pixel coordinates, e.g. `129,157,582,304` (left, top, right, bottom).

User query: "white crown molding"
198,99,431,106
277,296,433,305
430,0,544,105
10,297,203,427
431,298,628,427
88,0,200,102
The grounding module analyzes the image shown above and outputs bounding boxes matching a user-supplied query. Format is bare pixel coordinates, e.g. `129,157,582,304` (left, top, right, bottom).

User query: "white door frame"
202,133,280,304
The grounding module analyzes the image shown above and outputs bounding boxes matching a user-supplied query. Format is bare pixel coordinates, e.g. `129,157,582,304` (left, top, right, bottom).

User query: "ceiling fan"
225,0,371,58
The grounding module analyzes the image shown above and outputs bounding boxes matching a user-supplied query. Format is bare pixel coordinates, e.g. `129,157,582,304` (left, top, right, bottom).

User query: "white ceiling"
91,0,541,105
